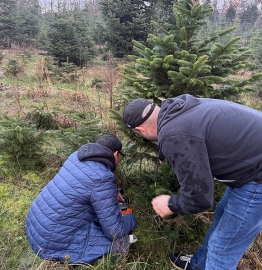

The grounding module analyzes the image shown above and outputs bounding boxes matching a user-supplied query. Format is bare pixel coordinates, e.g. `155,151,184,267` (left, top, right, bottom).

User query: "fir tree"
0,0,17,48
14,2,40,46
120,0,262,104
0,115,47,170
45,10,96,66
240,4,259,31
98,0,155,58
249,24,262,69
225,3,236,24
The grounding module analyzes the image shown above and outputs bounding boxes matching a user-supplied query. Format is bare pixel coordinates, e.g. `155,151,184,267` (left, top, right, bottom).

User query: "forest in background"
1,0,262,269
1,0,262,61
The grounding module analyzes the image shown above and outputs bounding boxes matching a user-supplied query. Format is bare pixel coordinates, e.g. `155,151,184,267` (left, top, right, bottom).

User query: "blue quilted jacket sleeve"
90,174,137,240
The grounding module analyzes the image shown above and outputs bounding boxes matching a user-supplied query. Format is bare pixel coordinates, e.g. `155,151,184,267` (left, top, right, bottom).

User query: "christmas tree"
98,0,155,57
120,0,262,104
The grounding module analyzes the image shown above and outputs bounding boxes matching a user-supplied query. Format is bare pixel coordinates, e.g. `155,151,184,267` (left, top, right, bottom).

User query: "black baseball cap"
123,98,155,128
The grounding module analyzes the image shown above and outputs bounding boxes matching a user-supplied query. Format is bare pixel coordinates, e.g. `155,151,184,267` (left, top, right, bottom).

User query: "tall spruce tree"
0,0,17,48
45,10,96,66
98,0,155,57
120,0,262,105
225,3,236,24
240,3,259,31
249,24,262,69
14,1,40,46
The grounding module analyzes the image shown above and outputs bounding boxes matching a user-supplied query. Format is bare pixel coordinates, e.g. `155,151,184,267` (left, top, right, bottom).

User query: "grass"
1,48,262,269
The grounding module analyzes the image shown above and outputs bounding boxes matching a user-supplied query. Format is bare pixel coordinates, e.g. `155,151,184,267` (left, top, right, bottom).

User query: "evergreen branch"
180,27,188,42
177,60,193,68
215,27,236,38
128,55,139,61
175,12,183,30
133,40,147,50
192,55,210,76
150,20,170,35
209,37,241,64
133,46,149,58
173,4,191,17
198,35,220,50
163,35,175,44
201,6,214,17
191,4,202,19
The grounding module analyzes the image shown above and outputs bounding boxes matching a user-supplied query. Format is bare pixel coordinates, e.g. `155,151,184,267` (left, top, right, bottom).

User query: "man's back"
158,94,262,187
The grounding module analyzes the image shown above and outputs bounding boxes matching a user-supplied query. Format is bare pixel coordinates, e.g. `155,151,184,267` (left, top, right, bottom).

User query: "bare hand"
151,195,173,218
117,192,124,202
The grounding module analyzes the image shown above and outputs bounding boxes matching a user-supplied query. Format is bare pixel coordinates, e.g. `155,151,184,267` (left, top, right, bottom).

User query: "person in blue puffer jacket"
26,134,137,265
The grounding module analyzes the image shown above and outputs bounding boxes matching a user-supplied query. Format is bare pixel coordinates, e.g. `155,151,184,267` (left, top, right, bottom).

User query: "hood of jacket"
158,94,200,133
77,143,116,171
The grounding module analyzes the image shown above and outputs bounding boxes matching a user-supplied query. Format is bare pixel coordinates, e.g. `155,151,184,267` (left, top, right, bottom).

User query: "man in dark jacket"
26,134,137,265
123,94,262,270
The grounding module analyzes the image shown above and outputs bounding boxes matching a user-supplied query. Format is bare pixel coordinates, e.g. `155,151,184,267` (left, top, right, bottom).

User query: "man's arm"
90,176,137,240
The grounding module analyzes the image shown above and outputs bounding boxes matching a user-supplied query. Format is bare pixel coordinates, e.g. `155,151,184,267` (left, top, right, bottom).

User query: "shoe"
170,253,193,270
129,233,138,244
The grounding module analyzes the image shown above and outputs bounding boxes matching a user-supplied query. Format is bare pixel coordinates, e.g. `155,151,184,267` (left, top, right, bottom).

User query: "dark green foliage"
56,127,99,159
0,0,40,48
46,61,78,83
121,163,226,257
36,23,50,51
45,10,96,66
240,4,259,27
225,3,236,24
90,77,105,90
153,0,177,26
249,26,262,69
98,0,155,57
0,115,47,170
14,3,40,46
54,113,103,159
3,58,22,76
0,0,16,48
121,0,262,104
27,107,58,130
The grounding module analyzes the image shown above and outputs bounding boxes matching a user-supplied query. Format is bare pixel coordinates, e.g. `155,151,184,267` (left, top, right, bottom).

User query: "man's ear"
113,151,121,166
133,126,145,133
113,151,118,159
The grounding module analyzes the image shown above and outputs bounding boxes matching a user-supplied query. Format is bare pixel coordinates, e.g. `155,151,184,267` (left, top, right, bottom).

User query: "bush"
27,107,58,130
0,115,48,170
3,59,22,77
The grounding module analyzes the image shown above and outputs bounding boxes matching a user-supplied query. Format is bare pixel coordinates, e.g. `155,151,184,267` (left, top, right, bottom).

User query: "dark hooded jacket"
158,94,262,214
26,143,137,264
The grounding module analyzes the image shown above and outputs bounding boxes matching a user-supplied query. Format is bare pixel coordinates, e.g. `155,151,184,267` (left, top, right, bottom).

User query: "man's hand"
117,192,125,202
151,195,173,218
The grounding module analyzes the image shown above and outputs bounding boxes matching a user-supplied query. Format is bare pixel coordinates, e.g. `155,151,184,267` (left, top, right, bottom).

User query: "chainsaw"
118,188,138,243
118,188,133,216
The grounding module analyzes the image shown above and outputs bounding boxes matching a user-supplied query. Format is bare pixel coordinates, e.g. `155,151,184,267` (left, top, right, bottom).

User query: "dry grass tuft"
238,232,262,270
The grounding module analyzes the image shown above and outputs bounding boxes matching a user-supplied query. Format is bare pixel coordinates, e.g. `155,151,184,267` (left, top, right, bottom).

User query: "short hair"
96,134,122,152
